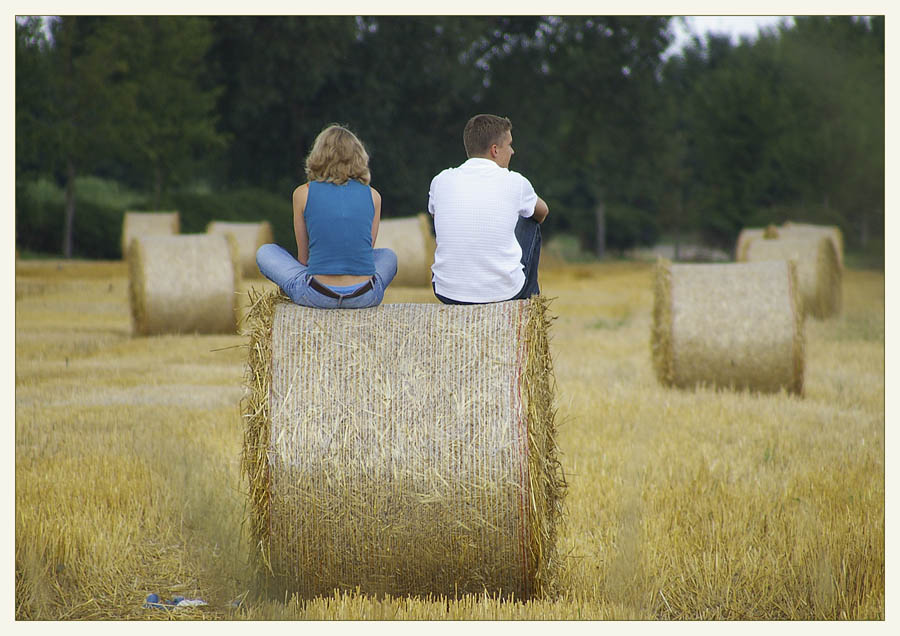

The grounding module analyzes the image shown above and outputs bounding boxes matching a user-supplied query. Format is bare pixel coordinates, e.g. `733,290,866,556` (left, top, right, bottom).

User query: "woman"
256,124,398,308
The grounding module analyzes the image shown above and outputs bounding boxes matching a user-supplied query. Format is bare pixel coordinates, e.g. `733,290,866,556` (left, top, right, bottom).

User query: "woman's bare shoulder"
292,182,310,202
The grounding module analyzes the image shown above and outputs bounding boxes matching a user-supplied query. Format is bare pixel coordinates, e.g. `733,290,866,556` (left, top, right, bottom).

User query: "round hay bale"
128,234,241,335
780,221,844,269
206,220,274,278
242,292,565,599
374,213,436,286
734,226,779,261
121,211,180,259
651,259,805,394
743,234,841,319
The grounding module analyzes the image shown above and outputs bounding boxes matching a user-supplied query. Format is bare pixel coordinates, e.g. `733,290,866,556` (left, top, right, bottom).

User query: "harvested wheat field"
14,257,884,620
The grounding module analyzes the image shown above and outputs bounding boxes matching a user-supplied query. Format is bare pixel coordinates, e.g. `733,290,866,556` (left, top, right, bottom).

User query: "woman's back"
305,180,376,277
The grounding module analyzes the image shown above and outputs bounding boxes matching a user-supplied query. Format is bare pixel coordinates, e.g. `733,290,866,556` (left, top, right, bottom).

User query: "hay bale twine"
206,220,274,278
121,211,180,259
374,213,436,286
651,259,805,394
780,221,844,269
128,234,241,335
743,234,841,319
242,292,565,599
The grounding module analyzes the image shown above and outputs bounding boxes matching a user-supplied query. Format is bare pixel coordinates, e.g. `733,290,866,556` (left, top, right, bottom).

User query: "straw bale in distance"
780,221,844,269
374,213,436,286
734,225,779,261
241,292,565,599
206,220,274,278
743,234,841,319
128,233,241,335
120,211,180,259
651,259,805,394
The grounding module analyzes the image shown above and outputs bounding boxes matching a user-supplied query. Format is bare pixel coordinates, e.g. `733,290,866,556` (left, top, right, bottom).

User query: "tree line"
15,15,884,263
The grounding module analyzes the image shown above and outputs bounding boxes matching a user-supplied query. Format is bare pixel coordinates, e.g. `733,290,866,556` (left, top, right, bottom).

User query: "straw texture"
743,234,841,319
120,211,180,258
651,259,805,394
206,221,274,278
241,292,565,600
128,234,241,335
780,221,844,269
374,214,436,286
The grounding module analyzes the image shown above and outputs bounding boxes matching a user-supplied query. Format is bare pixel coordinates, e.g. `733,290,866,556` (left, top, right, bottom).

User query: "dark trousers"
434,216,542,305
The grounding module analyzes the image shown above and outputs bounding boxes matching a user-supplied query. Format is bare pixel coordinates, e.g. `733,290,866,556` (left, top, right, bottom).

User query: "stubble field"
14,258,884,620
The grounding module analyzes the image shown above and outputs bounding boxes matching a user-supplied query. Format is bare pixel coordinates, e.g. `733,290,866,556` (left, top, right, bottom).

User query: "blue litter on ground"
143,593,207,610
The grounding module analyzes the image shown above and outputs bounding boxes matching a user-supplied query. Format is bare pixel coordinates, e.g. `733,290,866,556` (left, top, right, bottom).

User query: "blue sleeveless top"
305,180,376,276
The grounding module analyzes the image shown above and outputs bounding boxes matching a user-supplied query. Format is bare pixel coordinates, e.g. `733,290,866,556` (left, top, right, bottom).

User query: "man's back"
429,158,538,303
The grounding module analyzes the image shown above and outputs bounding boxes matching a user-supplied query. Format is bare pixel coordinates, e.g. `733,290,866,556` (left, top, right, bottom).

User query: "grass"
14,258,884,620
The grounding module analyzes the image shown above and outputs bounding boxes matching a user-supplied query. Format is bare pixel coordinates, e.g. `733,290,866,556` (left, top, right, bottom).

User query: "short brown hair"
463,114,512,158
305,124,371,185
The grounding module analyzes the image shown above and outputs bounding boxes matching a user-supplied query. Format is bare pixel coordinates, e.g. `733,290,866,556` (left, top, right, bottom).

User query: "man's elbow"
533,198,550,224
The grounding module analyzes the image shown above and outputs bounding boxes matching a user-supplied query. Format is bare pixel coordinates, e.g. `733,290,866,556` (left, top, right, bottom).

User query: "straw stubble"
242,292,564,600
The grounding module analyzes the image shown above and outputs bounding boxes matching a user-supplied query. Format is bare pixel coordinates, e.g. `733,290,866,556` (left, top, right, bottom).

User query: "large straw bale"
128,234,241,335
120,211,180,258
743,234,841,319
734,225,779,261
374,213,436,286
780,221,844,269
241,291,565,599
651,259,805,394
206,220,274,278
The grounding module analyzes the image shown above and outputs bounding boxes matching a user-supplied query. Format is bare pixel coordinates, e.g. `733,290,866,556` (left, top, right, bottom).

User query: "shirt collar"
463,157,498,166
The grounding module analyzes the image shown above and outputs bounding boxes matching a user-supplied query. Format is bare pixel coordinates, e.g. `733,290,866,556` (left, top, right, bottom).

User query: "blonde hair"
305,124,371,185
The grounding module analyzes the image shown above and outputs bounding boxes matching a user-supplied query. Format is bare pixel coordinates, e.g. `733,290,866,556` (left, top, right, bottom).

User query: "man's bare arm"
532,196,549,224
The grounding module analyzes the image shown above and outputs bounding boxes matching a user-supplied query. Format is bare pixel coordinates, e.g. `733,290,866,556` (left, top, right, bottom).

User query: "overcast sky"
665,15,796,58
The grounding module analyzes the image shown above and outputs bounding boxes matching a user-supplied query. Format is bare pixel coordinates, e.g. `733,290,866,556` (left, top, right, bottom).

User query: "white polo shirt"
428,158,538,303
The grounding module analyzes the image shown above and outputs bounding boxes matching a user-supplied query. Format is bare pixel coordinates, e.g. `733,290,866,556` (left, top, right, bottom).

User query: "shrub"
15,177,294,259
166,188,293,252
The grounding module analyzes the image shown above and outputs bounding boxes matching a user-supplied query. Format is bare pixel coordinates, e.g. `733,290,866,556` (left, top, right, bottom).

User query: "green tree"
40,16,134,257
480,16,673,255
775,16,884,248
16,17,52,181
674,34,803,246
323,16,491,217
207,16,358,192
660,16,884,251
111,16,228,206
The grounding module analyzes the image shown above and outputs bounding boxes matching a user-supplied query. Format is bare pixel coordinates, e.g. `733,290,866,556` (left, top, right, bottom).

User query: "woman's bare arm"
370,187,382,245
292,184,310,265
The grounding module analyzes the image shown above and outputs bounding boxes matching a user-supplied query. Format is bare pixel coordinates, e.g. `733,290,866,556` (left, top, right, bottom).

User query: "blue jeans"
256,244,398,309
434,216,542,305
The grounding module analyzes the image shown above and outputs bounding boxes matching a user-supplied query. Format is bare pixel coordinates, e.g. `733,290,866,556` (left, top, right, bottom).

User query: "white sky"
666,15,796,57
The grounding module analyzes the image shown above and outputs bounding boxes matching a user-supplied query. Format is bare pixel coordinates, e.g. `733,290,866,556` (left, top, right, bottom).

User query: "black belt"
308,276,375,299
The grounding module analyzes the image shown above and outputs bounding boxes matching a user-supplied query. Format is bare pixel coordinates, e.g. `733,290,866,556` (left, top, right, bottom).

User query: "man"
427,114,550,304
